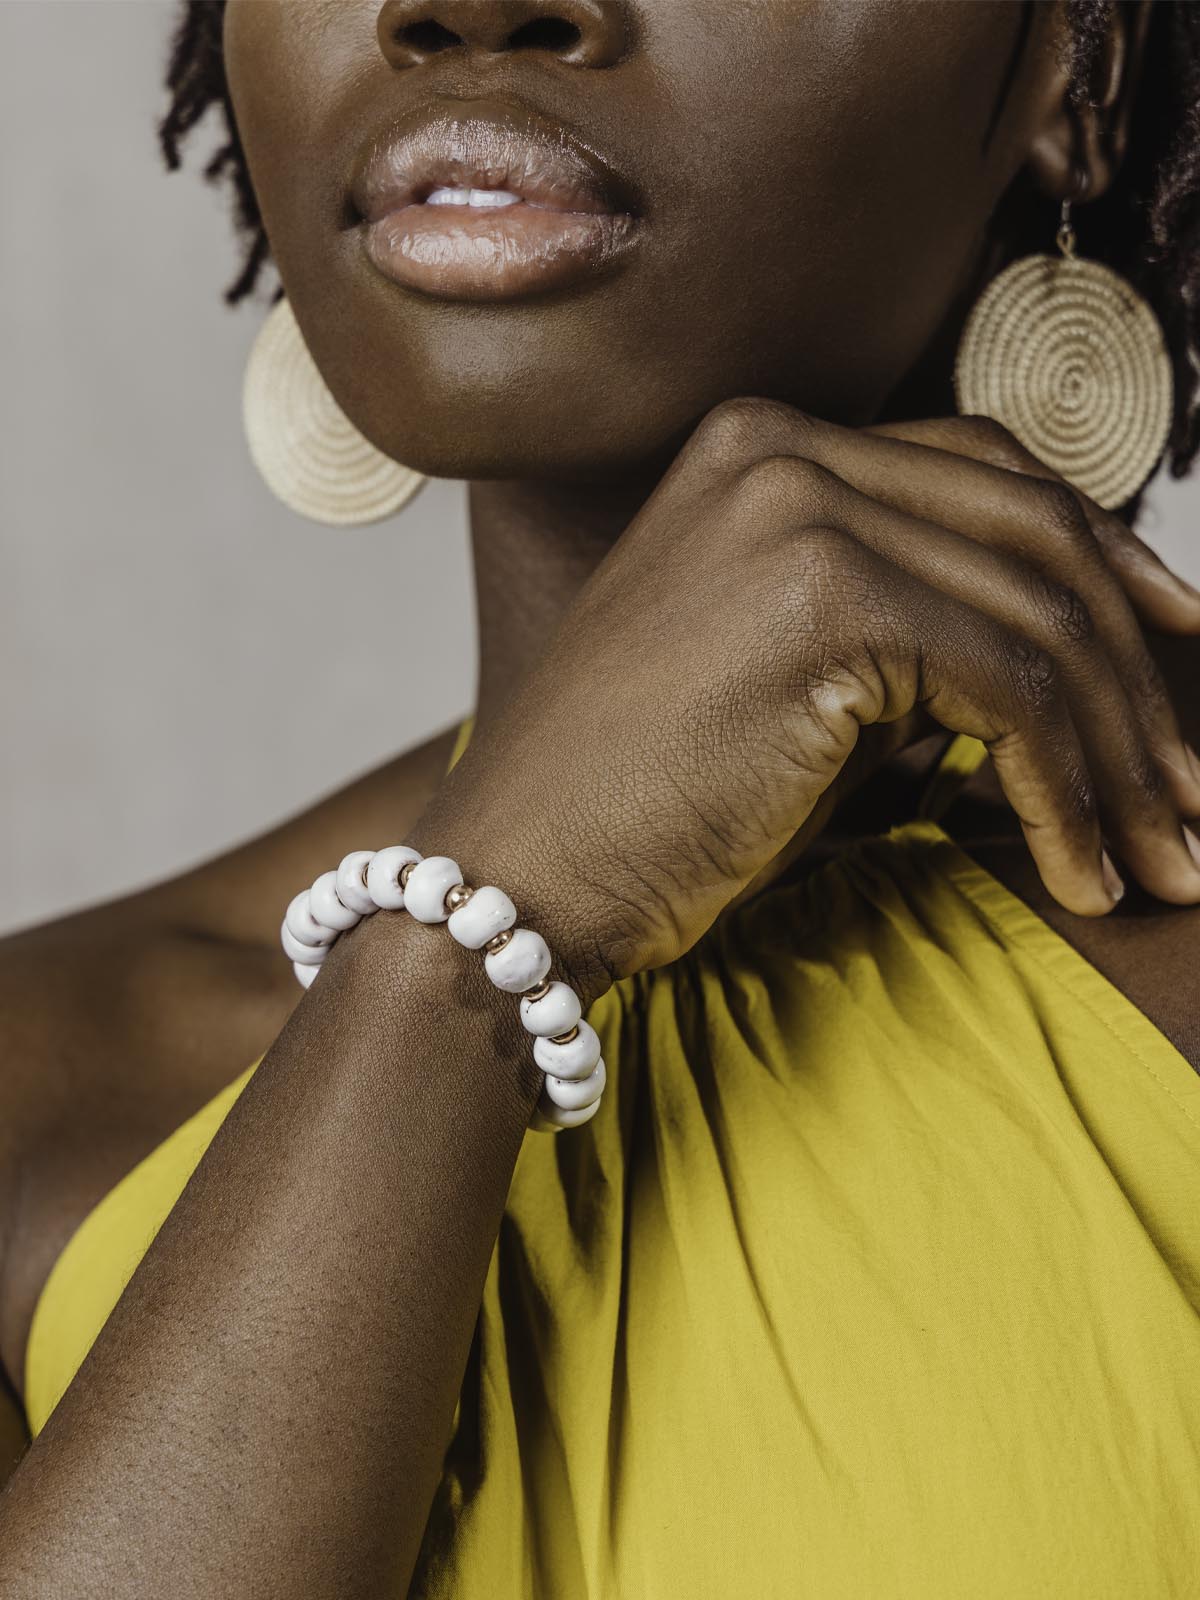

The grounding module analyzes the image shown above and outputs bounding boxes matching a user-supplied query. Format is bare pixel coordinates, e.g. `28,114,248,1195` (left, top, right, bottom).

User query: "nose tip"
376,0,629,69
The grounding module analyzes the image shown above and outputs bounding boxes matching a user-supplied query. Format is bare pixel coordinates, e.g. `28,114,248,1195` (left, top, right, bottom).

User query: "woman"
1,0,1198,1592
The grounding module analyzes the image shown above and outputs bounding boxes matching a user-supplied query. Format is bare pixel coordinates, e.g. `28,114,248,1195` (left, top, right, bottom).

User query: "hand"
416,399,1200,1006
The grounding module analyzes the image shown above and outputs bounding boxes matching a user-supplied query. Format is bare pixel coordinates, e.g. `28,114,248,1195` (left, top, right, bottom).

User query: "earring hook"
1056,167,1089,260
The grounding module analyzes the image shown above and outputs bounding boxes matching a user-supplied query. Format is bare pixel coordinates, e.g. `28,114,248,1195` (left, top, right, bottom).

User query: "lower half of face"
223,0,1045,484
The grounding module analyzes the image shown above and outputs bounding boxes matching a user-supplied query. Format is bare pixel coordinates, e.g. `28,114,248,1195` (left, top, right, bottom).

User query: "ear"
1025,0,1154,203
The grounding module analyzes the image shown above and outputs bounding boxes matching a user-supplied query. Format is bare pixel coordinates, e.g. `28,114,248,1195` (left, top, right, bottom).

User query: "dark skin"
0,0,1197,1591
220,0,1200,984
230,0,1097,475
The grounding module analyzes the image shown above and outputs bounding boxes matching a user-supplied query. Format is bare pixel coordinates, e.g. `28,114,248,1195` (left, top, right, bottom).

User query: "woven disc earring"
954,195,1173,510
242,295,427,527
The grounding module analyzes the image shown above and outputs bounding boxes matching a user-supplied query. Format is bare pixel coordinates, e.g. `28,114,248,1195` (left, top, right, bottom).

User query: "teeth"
425,186,522,208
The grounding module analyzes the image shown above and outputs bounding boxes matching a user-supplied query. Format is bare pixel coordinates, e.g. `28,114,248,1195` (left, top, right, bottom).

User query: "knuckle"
1005,633,1061,712
783,527,888,648
797,518,857,569
1061,763,1100,828
1124,648,1170,719
800,518,864,582
693,395,811,462
1082,506,1127,559
1034,578,1096,649
693,396,761,454
956,413,1028,465
1123,744,1168,809
731,452,835,518
1030,479,1093,547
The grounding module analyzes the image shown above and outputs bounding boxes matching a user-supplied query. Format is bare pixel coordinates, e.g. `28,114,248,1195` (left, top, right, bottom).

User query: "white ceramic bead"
532,1089,603,1130
485,928,551,994
281,920,329,966
335,850,378,916
285,889,335,949
533,1019,601,1080
543,1058,606,1111
366,845,423,911
403,855,464,923
310,870,363,933
519,980,582,1038
447,885,517,950
282,839,600,1134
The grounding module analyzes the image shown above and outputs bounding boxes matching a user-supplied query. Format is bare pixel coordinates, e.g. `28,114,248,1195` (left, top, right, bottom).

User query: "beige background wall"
3,0,1199,938
1,0,474,938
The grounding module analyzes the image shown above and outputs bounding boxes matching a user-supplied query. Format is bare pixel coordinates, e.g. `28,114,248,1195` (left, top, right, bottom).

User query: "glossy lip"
349,100,642,302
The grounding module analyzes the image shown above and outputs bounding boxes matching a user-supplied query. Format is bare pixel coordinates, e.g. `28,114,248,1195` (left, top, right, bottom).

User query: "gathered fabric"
25,721,1200,1597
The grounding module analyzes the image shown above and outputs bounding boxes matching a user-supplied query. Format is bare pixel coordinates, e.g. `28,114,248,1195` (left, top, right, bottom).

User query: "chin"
369,407,682,486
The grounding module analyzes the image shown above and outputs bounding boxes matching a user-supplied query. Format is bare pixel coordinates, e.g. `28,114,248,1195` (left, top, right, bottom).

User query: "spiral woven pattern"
954,253,1173,510
243,296,426,527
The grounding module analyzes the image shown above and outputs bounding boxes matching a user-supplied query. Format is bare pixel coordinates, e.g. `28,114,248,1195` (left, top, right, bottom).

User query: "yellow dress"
24,722,1200,1597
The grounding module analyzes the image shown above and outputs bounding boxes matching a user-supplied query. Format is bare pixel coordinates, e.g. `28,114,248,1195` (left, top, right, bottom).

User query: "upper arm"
0,718,461,1410
0,885,300,1418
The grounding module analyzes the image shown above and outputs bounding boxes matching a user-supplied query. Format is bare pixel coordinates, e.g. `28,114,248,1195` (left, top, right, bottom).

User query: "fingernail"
1184,826,1200,871
1100,849,1125,903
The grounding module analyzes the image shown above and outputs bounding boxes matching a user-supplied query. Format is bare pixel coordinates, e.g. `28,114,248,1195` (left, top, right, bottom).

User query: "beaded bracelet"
280,848,605,1133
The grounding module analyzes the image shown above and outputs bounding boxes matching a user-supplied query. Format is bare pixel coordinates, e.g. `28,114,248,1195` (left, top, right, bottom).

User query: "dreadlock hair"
158,0,272,306
158,0,1200,511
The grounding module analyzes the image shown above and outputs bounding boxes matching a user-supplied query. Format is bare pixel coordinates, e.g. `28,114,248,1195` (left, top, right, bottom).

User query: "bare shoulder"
960,832,1200,1069
943,635,1200,1072
0,716,461,1408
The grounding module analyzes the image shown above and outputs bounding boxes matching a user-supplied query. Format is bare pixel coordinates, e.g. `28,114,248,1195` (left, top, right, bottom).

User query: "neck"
467,467,664,727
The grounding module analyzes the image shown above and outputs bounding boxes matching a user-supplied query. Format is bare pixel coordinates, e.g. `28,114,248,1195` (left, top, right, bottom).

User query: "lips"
349,100,642,301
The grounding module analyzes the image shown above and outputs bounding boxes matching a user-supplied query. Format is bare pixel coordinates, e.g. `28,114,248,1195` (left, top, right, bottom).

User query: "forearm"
0,878,546,1597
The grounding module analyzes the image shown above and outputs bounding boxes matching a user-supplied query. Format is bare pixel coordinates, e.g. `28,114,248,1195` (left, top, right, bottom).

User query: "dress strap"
914,733,990,824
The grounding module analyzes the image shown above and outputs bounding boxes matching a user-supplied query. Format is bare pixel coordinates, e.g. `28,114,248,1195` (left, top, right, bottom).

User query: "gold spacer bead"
485,928,515,954
522,979,553,1002
398,860,416,890
444,883,474,913
549,1024,580,1046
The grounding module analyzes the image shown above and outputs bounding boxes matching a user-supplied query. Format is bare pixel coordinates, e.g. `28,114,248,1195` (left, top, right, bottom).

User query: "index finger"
865,414,1200,635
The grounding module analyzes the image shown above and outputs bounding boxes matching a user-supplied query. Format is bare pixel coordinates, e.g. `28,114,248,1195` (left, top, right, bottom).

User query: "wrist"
403,804,618,1013
323,900,547,1123
280,804,615,1134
